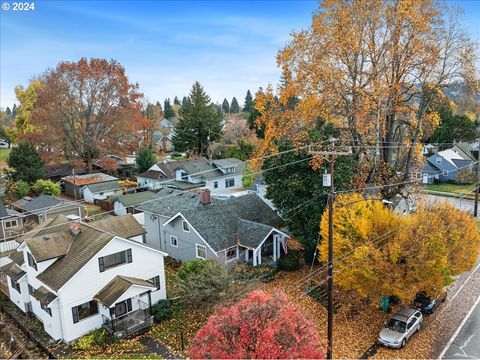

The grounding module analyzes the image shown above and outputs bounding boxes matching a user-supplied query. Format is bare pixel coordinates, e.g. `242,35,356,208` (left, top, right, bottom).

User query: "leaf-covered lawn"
426,183,476,197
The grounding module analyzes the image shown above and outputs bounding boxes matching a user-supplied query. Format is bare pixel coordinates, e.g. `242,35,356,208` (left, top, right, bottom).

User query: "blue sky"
1,0,479,109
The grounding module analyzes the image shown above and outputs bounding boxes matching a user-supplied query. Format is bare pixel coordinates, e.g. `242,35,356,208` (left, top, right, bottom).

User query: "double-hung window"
10,279,20,293
225,178,235,188
226,247,237,261
150,275,161,290
170,235,178,247
196,244,207,259
98,249,132,272
72,300,98,323
5,220,17,228
182,220,190,232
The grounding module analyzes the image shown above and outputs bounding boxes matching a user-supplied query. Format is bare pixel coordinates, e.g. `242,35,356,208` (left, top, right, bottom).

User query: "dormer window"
223,167,235,174
27,252,38,271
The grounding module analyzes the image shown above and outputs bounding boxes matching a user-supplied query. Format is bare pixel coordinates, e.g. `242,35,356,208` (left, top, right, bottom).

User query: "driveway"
424,194,477,217
440,294,480,359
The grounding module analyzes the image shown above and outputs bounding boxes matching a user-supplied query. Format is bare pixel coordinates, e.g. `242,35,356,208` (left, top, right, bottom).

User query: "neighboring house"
422,148,474,184
0,215,167,343
0,202,24,242
93,155,136,178
136,157,244,194
62,173,119,199
11,195,84,226
451,141,478,161
137,189,288,266
422,144,438,156
82,181,124,204
113,191,158,216
153,131,174,153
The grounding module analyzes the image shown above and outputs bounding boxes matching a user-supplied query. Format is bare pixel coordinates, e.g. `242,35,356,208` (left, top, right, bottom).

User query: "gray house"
422,149,474,184
0,202,23,242
136,189,288,266
11,195,84,226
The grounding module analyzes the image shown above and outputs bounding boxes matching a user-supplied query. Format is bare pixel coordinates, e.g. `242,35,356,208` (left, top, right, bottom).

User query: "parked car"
378,308,423,348
412,291,447,314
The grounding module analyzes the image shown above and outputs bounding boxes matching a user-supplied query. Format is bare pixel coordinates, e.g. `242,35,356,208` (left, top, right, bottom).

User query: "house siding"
83,188,120,204
427,155,461,182
162,216,217,262
205,174,243,194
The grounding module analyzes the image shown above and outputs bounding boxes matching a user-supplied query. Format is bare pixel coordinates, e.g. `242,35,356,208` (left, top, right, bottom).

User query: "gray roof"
113,191,158,207
9,251,25,266
0,262,26,281
26,230,75,262
84,180,123,193
212,158,243,168
137,170,168,181
31,286,57,306
423,162,440,174
138,192,284,251
237,219,275,248
20,195,63,212
0,202,9,218
95,275,156,307
452,159,473,169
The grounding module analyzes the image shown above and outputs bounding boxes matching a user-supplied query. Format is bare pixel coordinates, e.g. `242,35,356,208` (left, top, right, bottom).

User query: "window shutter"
98,257,105,272
72,306,79,323
126,298,132,312
155,276,160,289
127,249,132,263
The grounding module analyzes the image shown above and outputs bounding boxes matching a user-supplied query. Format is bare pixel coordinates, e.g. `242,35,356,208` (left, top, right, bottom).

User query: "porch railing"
103,308,152,338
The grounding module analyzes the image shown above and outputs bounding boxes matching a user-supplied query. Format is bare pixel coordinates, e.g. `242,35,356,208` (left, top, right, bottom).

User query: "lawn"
426,183,476,199
0,148,11,163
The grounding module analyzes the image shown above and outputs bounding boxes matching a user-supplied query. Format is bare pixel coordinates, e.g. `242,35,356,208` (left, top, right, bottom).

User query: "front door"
115,298,132,317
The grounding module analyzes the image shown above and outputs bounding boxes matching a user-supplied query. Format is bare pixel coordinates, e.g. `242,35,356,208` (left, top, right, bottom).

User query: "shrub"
189,291,324,359
32,179,61,196
152,300,173,322
233,264,277,283
278,251,300,271
72,328,110,350
16,180,30,198
178,259,232,304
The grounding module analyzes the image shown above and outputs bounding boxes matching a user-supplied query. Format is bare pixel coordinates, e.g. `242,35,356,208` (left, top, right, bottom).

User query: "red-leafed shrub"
188,290,324,359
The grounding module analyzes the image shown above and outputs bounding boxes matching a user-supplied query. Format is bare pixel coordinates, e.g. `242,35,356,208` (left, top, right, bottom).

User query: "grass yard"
426,183,476,199
0,148,11,163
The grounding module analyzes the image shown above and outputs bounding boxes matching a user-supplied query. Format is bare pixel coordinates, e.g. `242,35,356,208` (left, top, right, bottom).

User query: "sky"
1,0,479,109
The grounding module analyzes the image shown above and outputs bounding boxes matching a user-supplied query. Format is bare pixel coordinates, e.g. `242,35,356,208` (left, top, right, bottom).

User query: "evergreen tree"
7,140,45,183
163,98,175,119
222,98,230,113
136,148,157,173
174,96,181,105
11,104,17,118
155,101,163,112
173,82,222,154
243,90,253,113
182,96,188,107
230,97,240,113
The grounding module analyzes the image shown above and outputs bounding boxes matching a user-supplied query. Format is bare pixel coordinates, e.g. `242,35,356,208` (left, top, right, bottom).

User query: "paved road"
441,295,480,359
425,194,477,216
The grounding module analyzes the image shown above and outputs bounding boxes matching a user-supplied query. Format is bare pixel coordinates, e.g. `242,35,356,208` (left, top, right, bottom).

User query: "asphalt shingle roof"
90,214,145,238
113,191,158,207
94,275,156,307
84,181,123,193
20,195,63,212
0,202,9,218
138,192,284,251
237,219,275,248
0,262,26,281
452,159,473,169
423,162,440,174
9,251,25,266
31,286,57,306
36,222,115,291
26,231,75,262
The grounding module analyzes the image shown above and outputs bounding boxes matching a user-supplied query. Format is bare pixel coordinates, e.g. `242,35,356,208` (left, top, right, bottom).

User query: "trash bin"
380,296,389,312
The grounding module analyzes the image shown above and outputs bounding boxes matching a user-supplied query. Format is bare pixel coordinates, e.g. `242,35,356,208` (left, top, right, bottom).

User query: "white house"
82,181,124,204
112,191,158,216
136,157,244,194
1,215,167,343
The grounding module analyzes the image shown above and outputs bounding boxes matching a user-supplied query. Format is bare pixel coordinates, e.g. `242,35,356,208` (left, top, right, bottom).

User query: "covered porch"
242,231,288,267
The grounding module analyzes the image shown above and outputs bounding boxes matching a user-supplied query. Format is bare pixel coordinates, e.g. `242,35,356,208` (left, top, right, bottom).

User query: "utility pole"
475,144,479,217
309,141,351,360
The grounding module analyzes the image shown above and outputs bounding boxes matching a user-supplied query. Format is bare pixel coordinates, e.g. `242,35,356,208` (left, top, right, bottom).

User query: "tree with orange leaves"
25,58,143,172
256,0,477,195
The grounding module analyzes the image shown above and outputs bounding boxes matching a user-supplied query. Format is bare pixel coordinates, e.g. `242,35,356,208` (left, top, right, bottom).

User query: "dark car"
412,291,447,314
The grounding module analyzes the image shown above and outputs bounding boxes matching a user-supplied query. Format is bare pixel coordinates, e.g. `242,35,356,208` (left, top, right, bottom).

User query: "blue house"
422,149,474,184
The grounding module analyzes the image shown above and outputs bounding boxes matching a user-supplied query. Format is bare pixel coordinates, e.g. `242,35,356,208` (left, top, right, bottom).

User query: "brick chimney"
199,189,211,205
69,221,81,236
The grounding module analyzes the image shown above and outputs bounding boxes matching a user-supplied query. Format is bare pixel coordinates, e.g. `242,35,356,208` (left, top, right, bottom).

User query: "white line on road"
437,293,480,360
449,262,480,302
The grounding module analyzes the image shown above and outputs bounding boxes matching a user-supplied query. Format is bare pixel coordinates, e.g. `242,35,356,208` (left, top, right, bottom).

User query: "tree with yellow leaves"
318,193,480,302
